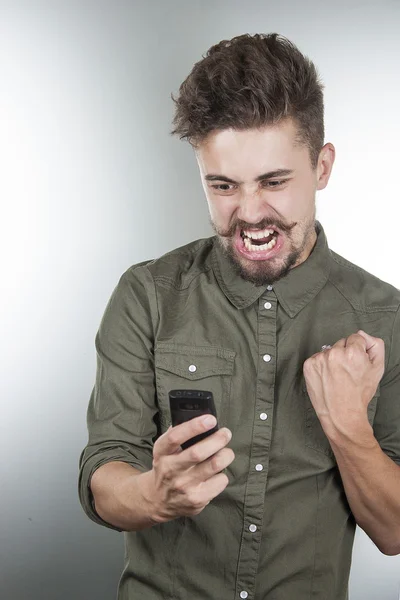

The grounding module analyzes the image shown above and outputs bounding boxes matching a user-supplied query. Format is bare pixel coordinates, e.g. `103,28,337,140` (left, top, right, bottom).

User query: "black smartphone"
168,389,218,450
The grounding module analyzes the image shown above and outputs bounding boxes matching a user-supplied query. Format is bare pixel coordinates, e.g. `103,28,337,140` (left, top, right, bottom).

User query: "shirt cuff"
78,449,151,532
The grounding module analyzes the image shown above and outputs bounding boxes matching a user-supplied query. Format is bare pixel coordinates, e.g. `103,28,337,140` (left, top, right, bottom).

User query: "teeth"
244,236,277,252
244,228,275,240
244,237,252,250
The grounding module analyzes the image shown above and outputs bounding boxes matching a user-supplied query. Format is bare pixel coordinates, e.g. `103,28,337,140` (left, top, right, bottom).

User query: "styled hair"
171,33,325,168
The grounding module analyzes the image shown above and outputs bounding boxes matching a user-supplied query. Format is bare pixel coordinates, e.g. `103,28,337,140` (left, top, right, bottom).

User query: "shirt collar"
211,220,331,317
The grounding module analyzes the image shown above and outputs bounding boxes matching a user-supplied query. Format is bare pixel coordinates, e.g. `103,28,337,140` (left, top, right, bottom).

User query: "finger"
356,330,385,365
331,338,346,348
172,447,234,496
343,332,368,351
190,447,235,483
155,415,217,457
175,427,232,470
192,471,230,508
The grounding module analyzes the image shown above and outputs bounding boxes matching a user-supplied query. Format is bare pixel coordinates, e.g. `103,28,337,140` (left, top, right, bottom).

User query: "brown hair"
171,33,325,168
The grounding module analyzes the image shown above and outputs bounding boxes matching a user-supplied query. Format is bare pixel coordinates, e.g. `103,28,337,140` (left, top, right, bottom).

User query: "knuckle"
164,464,176,482
348,347,362,362
227,448,235,463
189,446,204,463
167,429,181,447
218,428,231,446
211,453,224,472
172,477,187,494
186,489,203,509
327,347,339,360
219,473,230,489
212,447,234,470
152,454,164,471
157,458,174,481
314,354,323,366
152,440,163,459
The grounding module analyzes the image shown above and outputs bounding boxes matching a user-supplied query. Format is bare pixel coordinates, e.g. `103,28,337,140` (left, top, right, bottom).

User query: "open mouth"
240,227,279,252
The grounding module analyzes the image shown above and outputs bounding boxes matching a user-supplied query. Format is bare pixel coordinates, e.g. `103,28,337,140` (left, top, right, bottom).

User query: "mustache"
215,218,297,238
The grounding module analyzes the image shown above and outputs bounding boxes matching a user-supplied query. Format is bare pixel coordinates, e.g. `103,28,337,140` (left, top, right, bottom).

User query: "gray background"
1,1,400,599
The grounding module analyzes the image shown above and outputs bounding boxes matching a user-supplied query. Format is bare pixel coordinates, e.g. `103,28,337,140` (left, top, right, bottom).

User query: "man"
79,33,400,599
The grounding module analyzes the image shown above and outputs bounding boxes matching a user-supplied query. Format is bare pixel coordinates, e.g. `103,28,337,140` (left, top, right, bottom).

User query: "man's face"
195,118,334,285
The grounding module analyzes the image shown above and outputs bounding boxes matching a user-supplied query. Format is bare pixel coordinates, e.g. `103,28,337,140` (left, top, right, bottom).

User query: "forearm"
90,461,157,532
328,423,400,555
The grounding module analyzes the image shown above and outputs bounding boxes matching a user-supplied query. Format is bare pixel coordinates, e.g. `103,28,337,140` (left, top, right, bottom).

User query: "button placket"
235,291,277,599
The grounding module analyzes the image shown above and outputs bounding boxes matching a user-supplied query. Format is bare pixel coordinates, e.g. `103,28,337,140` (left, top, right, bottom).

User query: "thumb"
357,330,384,366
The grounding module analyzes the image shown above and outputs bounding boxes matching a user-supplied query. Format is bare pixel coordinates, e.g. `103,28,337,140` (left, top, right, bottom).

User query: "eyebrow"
204,169,294,184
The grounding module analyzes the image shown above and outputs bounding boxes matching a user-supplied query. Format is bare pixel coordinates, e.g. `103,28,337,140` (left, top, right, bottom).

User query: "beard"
211,212,317,286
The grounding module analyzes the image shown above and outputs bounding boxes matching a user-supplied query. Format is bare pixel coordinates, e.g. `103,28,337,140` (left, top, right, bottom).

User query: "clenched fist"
303,330,385,439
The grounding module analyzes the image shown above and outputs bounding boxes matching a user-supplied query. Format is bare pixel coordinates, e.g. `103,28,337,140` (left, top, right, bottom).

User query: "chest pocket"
303,382,380,459
154,343,236,432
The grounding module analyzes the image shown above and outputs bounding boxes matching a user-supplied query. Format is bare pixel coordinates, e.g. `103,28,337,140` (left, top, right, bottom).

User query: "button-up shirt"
79,221,400,600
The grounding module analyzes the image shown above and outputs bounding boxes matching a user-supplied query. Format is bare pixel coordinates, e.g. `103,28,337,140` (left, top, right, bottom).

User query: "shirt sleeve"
373,304,400,466
78,263,158,531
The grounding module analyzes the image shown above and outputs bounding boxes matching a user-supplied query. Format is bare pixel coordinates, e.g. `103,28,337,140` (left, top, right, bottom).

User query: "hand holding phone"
140,391,234,524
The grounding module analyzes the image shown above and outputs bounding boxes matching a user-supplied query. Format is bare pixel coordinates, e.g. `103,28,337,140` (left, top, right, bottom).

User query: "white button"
188,364,197,373
260,412,268,420
240,592,248,599
264,301,272,310
249,524,257,532
267,285,273,290
263,354,271,362
255,463,263,471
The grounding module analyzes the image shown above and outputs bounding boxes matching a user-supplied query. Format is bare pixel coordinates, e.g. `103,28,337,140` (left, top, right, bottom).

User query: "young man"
79,33,400,599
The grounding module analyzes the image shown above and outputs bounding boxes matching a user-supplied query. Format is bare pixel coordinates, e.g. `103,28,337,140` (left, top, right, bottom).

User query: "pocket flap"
155,343,235,380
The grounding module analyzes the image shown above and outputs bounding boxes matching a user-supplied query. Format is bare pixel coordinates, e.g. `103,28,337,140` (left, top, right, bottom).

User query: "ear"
316,143,335,191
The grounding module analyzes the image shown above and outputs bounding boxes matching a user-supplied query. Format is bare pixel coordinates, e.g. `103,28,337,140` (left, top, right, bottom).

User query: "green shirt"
79,221,400,600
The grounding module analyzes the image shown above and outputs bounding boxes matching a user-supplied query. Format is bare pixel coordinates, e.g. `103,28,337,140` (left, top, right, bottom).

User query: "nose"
236,191,267,225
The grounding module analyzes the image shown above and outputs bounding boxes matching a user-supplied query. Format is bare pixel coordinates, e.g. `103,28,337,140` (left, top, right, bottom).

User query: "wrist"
321,416,377,449
136,470,165,526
